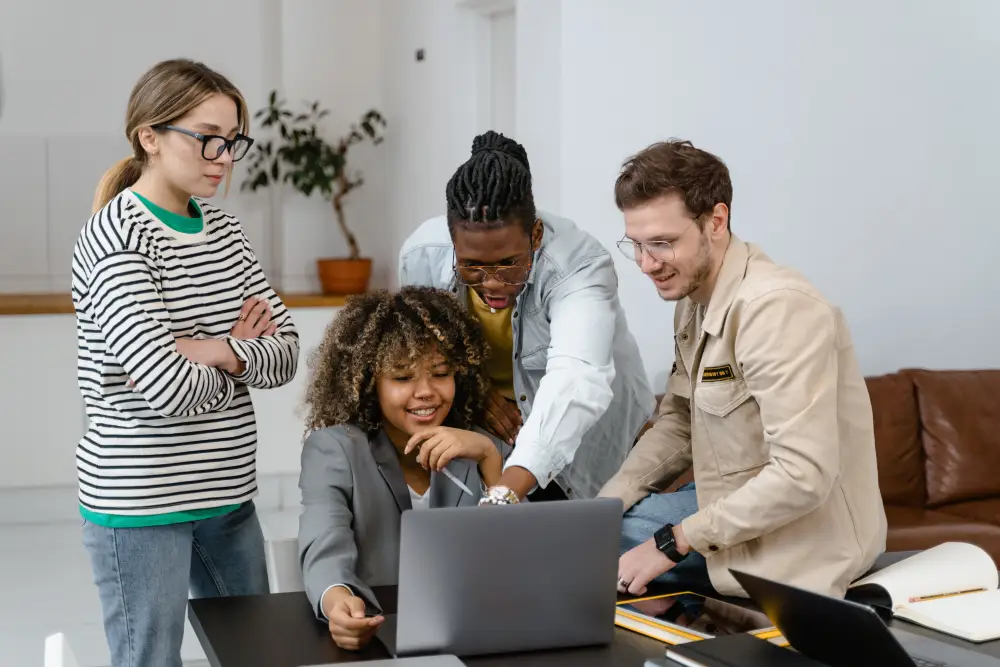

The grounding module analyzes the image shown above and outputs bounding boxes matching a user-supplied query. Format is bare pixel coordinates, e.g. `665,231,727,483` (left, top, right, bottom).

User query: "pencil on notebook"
908,588,987,603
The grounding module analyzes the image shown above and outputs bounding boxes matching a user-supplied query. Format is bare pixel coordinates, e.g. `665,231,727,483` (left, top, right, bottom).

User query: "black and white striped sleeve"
227,232,300,389
87,250,237,417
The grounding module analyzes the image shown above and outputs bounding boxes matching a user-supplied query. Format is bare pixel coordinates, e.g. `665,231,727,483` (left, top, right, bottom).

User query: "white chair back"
44,632,80,667
265,536,305,593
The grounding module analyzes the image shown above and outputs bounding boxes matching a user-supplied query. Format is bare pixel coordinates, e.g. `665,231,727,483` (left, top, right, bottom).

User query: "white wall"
380,0,504,287
0,1,269,137
515,0,562,213
554,0,1000,388
0,0,274,291
0,0,388,294
489,10,517,137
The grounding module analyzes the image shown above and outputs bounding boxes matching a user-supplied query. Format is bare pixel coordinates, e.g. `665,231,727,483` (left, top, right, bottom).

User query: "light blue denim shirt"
398,211,656,499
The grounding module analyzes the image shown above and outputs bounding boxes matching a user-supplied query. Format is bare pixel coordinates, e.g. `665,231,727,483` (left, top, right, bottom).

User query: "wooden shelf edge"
0,294,74,315
281,293,352,309
0,292,352,316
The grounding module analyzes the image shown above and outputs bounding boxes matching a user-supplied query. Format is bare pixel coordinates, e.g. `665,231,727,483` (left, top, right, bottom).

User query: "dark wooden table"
189,582,1000,667
884,616,1000,658
188,585,668,667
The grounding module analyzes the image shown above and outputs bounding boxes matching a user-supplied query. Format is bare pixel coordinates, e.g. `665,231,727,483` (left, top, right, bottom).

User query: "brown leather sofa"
639,368,1000,562
866,368,1000,562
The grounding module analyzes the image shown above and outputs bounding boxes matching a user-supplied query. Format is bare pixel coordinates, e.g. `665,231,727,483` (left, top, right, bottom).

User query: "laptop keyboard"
911,657,948,667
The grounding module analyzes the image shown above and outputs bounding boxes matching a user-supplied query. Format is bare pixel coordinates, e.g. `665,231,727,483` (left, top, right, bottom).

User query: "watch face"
656,525,675,549
656,525,685,562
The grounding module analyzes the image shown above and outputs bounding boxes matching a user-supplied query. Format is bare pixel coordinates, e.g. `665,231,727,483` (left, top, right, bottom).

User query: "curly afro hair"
302,286,492,436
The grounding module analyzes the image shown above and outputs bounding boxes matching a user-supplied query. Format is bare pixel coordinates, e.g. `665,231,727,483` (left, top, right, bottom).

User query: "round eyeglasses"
152,124,254,161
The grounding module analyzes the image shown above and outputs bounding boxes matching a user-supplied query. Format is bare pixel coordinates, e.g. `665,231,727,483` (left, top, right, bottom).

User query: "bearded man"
600,139,886,600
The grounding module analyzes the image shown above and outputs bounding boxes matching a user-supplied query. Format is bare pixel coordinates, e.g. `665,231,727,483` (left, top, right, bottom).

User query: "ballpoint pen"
440,466,475,497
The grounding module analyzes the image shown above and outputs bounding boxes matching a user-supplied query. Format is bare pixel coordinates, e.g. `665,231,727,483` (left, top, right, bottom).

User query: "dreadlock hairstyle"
303,286,492,436
445,130,536,234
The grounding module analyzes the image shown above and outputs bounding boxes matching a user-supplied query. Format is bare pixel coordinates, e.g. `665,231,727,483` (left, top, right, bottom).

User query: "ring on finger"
618,577,630,589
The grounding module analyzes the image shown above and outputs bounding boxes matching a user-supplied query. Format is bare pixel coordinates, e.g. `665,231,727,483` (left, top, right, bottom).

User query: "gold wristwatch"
478,485,520,506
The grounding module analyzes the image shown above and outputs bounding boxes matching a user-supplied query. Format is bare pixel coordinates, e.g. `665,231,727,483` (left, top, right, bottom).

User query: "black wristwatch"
653,523,688,563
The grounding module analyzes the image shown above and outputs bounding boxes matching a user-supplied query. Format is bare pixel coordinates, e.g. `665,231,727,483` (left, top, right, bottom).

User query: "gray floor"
1,509,298,667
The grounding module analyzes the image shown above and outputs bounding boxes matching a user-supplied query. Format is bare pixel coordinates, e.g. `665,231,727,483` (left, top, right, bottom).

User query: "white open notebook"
847,542,1000,642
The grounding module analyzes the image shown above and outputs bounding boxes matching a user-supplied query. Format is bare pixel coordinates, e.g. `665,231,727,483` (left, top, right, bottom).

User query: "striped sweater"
71,189,299,516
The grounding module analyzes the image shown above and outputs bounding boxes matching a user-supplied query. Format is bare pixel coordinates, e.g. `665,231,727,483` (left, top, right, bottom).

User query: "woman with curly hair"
298,286,510,651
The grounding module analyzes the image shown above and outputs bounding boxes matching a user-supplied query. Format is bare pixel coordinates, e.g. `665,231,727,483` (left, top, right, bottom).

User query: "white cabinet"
0,315,84,489
250,307,340,476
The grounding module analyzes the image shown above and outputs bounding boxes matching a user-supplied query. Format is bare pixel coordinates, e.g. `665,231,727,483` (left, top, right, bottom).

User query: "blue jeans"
621,482,713,591
81,501,269,667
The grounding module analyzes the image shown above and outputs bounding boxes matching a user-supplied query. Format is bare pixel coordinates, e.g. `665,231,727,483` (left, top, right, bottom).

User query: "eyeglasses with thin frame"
152,124,254,162
617,219,700,264
616,238,679,263
453,251,534,286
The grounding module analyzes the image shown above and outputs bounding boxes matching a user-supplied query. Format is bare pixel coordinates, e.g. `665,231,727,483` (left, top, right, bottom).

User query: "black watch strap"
654,523,687,563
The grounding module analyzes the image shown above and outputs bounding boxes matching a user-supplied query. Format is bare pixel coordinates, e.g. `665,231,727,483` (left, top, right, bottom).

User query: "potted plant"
242,90,387,294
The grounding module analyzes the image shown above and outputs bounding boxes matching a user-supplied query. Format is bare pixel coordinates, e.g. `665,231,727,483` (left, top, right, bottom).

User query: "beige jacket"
600,236,886,598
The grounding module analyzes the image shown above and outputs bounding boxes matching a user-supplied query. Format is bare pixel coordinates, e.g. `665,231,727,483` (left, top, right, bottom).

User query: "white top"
71,190,300,516
408,485,431,510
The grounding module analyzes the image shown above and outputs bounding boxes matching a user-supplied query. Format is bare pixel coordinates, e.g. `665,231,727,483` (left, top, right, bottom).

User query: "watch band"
478,485,520,506
654,523,687,563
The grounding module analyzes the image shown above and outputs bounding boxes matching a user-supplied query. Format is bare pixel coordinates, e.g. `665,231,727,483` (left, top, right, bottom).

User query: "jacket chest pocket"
520,347,547,372
693,379,768,476
516,312,550,361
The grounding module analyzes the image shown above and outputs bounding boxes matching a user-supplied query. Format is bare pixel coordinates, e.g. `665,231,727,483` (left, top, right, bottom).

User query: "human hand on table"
617,526,691,597
322,586,383,651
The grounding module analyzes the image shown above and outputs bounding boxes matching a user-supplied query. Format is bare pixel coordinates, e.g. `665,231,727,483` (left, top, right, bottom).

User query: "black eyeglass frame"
152,124,255,162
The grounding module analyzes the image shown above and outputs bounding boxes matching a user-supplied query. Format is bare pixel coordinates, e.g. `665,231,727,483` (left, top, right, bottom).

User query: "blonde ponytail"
93,157,143,214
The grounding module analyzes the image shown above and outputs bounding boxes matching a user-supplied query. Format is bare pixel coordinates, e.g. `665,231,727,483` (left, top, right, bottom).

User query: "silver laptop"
377,498,623,658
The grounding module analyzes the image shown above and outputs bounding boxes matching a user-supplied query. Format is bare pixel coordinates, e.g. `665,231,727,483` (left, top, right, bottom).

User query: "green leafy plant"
241,90,387,260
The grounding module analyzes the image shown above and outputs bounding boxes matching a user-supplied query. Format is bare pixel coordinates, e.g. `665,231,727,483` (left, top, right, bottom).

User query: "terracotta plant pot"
316,258,372,294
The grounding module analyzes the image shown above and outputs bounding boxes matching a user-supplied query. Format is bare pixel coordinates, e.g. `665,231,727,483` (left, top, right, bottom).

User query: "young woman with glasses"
72,59,299,667
398,130,655,506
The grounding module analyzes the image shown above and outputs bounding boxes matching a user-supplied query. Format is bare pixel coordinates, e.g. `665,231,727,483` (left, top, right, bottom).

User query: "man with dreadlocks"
399,131,654,505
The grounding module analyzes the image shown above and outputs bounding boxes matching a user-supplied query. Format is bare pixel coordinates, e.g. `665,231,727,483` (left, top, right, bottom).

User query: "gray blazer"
298,424,510,618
